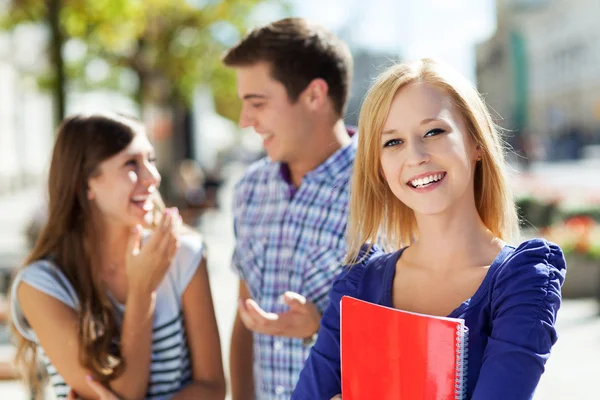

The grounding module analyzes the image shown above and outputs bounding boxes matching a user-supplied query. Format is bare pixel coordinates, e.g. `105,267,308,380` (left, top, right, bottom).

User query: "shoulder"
177,230,205,258
11,260,79,341
13,260,77,304
234,158,274,192
169,231,206,296
491,238,566,304
232,158,277,207
497,238,566,280
332,245,394,300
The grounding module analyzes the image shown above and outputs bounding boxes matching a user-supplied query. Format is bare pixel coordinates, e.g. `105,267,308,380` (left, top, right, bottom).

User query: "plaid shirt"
232,136,356,399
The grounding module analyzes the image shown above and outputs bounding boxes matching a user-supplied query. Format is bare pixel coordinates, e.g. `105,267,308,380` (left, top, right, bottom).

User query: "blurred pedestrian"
222,17,355,400
9,113,225,399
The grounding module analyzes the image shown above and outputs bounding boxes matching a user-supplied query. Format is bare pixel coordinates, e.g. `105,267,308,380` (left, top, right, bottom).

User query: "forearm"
230,317,254,400
171,381,226,400
109,292,156,400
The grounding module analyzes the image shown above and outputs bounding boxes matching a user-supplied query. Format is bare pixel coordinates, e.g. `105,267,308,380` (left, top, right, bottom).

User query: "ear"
86,181,96,200
301,78,329,111
473,143,483,162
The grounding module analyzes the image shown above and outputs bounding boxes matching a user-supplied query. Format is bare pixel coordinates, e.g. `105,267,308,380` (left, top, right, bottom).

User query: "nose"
406,139,430,167
239,104,256,129
139,160,161,189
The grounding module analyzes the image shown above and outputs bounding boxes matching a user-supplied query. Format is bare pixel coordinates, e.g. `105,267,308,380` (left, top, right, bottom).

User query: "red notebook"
341,296,468,400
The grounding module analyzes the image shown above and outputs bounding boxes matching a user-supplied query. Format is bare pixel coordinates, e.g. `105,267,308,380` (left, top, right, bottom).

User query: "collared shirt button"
275,386,285,395
274,340,283,351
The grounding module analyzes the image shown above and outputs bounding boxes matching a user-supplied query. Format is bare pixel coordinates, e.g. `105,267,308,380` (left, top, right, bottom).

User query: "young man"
223,17,355,400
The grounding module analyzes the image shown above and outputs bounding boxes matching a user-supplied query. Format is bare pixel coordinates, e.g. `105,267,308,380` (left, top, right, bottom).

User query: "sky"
289,0,498,84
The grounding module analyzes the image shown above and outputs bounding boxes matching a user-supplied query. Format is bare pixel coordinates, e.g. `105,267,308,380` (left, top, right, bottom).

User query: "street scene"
1,0,600,399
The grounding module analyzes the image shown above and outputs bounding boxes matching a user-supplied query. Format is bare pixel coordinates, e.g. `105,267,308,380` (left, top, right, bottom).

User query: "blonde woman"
10,114,225,399
292,59,566,399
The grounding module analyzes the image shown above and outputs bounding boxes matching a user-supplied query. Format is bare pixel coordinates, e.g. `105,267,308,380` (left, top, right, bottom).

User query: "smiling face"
379,82,481,216
235,61,315,164
87,130,161,229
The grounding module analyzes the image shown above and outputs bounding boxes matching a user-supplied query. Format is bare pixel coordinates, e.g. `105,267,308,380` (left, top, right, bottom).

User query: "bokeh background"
0,0,599,398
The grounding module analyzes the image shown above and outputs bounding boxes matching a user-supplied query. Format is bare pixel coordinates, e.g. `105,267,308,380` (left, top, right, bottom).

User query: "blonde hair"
345,58,519,264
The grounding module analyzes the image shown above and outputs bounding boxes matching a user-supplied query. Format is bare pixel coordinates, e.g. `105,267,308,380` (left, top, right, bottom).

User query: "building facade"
476,0,600,158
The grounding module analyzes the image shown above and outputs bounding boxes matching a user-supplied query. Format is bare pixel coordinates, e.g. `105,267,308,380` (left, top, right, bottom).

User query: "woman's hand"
126,207,181,297
331,395,342,399
67,376,121,400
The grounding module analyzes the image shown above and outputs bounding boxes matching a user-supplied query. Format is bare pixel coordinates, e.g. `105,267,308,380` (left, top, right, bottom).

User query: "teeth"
132,196,148,202
410,173,443,188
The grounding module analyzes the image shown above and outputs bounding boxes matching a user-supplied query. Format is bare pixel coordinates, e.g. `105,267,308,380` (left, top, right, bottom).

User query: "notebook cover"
340,296,466,400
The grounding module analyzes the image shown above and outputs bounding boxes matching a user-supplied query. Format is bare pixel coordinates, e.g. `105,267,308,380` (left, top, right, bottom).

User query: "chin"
265,151,282,162
124,213,153,228
398,198,449,217
413,207,448,216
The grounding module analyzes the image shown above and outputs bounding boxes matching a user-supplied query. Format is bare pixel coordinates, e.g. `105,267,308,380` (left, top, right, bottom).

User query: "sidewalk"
0,164,245,400
1,164,600,399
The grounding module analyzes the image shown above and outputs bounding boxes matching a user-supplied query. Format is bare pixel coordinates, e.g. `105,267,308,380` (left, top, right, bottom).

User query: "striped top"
11,234,205,399
231,133,357,399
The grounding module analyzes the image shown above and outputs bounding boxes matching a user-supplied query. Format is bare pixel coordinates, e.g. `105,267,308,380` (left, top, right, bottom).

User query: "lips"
407,172,447,189
130,193,154,211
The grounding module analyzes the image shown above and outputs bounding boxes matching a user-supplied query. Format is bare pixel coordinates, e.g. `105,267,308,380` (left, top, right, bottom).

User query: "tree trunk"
48,0,66,126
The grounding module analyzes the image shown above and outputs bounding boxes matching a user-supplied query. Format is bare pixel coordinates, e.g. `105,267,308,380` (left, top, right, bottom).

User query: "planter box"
561,254,600,299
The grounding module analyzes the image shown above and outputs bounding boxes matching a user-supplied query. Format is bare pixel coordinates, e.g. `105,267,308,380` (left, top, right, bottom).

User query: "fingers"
331,395,342,399
126,225,142,256
238,298,255,328
86,375,117,399
282,291,307,310
245,299,279,321
156,208,180,260
239,298,282,334
67,389,77,400
139,208,180,267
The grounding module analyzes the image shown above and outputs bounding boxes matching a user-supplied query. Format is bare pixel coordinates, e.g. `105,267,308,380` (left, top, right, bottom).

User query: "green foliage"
1,0,277,120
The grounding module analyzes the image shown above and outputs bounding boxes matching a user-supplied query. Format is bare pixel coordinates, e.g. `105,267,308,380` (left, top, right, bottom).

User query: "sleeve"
10,260,79,342
472,238,567,400
230,180,247,278
173,233,206,296
302,246,347,314
292,247,377,400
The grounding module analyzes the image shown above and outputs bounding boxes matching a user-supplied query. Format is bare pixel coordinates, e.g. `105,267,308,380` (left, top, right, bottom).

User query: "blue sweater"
292,239,566,400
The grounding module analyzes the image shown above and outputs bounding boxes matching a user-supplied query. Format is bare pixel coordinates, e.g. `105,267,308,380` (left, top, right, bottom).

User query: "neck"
99,222,131,274
287,119,350,187
409,197,503,271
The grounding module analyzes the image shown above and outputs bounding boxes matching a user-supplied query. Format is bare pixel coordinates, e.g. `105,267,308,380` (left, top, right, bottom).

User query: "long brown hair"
345,59,519,264
11,113,163,391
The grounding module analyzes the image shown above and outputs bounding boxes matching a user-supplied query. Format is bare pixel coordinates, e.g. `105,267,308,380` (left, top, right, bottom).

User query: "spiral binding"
454,323,469,400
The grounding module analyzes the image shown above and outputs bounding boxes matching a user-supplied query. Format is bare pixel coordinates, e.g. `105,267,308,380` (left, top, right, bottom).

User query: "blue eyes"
383,128,446,148
424,128,445,137
383,139,402,148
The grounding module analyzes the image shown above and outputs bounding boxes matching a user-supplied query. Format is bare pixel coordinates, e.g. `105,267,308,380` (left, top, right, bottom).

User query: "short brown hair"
222,17,353,117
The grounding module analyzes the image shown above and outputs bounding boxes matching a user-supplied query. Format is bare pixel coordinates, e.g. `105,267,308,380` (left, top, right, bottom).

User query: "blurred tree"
0,0,274,125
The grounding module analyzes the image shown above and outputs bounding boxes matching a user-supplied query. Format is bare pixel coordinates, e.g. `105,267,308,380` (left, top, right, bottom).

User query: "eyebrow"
381,117,448,136
241,94,268,101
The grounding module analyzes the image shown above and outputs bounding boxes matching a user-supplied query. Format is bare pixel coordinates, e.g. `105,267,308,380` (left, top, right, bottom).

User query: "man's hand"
238,291,320,339
67,376,121,400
